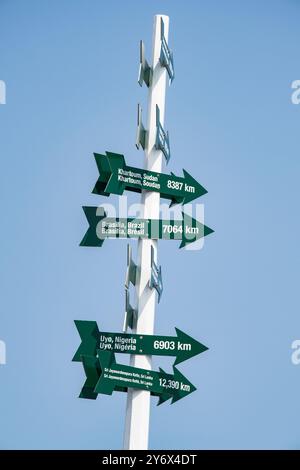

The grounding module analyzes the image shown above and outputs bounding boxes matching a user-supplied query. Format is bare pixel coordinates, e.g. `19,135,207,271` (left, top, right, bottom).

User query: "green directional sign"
73,320,208,366
80,207,214,248
92,152,207,205
95,350,196,404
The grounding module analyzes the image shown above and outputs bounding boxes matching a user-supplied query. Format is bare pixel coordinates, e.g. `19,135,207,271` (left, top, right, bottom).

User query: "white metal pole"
123,14,169,450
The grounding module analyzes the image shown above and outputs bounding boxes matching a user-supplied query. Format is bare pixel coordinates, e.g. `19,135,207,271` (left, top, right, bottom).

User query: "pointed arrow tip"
182,169,208,203
204,225,214,236
174,327,209,365
171,366,197,403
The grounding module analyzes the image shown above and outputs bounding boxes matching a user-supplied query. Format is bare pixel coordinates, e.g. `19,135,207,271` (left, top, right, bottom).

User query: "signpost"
125,18,176,448
74,14,214,450
92,151,207,205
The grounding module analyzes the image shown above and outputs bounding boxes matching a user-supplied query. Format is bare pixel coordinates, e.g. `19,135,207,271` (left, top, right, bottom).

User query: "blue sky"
0,0,299,449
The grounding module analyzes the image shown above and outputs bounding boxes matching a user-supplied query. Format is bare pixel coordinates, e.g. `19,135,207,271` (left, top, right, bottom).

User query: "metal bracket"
149,246,163,303
125,244,137,289
138,40,152,87
135,103,147,150
159,18,175,84
123,289,137,332
155,105,171,164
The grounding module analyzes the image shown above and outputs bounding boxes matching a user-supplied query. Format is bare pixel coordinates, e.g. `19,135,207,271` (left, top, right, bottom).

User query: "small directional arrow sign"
80,207,214,248
92,152,207,205
73,320,208,366
95,350,196,404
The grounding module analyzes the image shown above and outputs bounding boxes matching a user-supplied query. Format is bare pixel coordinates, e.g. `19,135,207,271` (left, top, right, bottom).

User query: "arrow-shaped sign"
73,320,208,366
80,207,214,248
92,152,207,206
95,350,196,404
76,351,195,405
